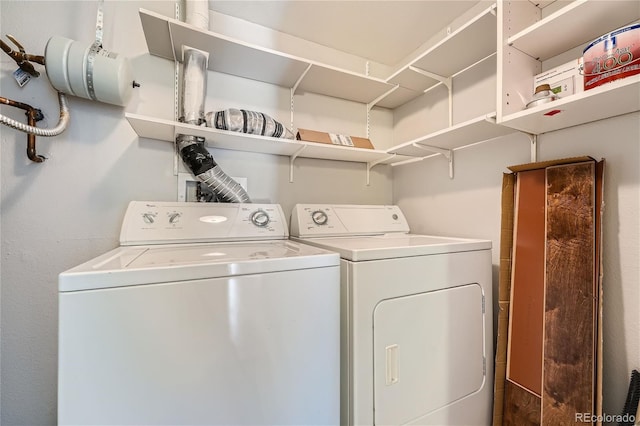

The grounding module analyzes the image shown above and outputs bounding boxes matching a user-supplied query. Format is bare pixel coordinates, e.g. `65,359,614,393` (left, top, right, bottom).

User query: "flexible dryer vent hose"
177,135,251,203
179,2,249,203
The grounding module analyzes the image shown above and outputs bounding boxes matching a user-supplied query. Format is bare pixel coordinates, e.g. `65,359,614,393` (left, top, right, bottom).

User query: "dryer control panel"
290,204,410,237
120,201,288,245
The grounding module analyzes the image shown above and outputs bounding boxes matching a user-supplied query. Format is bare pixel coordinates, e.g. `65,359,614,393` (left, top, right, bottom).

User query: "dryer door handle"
385,344,399,386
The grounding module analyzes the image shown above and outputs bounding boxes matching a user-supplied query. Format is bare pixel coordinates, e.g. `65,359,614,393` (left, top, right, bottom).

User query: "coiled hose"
0,91,69,136
177,134,251,203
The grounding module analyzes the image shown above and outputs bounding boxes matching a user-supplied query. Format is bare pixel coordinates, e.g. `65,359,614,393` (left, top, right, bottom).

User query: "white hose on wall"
0,92,69,136
178,0,251,203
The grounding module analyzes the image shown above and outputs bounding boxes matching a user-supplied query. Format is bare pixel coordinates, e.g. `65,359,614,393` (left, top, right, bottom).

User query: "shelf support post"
289,145,307,183
412,143,454,179
366,153,396,186
172,1,182,176
410,66,453,126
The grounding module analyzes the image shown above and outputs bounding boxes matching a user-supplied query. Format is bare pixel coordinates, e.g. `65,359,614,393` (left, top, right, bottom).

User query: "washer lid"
291,234,491,261
59,240,338,292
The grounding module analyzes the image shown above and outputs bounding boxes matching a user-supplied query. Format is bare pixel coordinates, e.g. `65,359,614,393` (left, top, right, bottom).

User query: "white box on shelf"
533,59,583,98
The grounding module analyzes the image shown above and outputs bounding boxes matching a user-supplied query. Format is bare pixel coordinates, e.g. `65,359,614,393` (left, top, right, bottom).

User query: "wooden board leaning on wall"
493,156,605,426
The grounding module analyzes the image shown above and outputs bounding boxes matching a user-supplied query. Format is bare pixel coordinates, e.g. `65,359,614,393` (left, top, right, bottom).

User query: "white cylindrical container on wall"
44,36,133,107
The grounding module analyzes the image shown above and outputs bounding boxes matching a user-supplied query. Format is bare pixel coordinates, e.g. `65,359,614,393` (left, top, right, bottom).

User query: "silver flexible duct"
181,48,207,125
0,91,69,136
177,135,251,203
178,0,251,203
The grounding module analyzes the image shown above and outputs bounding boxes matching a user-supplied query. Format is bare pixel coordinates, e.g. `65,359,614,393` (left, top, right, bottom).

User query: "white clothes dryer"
58,201,340,426
290,204,493,426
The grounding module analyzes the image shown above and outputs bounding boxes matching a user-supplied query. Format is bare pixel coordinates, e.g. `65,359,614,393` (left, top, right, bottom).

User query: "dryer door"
373,283,485,425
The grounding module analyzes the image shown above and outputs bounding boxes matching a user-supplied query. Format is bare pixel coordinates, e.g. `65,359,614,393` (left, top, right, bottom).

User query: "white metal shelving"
381,4,498,109
500,75,640,134
131,4,516,178
131,2,640,175
389,113,516,157
125,113,413,184
386,113,519,178
498,0,640,135
507,0,639,62
139,8,395,104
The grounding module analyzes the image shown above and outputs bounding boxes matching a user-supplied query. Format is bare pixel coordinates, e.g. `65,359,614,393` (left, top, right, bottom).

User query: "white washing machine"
58,201,340,426
290,204,494,426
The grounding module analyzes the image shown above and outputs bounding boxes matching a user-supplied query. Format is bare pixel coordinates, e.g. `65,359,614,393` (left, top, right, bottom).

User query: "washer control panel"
120,201,288,245
290,204,410,237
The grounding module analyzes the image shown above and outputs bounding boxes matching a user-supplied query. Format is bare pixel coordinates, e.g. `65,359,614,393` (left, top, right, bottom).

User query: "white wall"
392,111,640,420
0,1,392,424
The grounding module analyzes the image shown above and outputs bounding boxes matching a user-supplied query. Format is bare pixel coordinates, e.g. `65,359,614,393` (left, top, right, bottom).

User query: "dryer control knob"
311,210,328,225
250,210,270,227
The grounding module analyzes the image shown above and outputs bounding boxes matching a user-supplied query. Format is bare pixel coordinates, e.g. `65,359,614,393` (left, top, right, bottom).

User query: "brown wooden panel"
507,169,545,396
542,162,596,425
504,380,541,426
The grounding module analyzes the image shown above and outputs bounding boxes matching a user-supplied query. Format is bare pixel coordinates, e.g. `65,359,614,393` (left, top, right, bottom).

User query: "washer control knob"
311,210,328,226
169,213,181,224
142,213,155,224
250,210,270,227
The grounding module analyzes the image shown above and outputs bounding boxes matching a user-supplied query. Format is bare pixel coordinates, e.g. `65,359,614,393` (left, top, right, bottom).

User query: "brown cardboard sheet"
492,173,516,426
595,160,605,425
296,128,375,149
507,156,594,173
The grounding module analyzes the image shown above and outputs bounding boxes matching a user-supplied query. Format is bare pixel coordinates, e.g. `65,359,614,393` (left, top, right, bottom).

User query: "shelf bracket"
525,133,538,162
290,63,312,133
366,153,396,186
412,143,454,179
368,85,400,112
410,66,453,126
289,145,307,183
366,85,400,137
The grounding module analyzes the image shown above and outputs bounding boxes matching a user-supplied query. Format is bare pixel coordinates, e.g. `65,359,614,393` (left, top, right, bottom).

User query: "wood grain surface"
542,162,595,425
504,380,541,426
